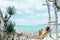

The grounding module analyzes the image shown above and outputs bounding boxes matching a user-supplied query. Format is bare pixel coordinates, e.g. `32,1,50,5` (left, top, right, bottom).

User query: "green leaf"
7,6,15,15
6,21,15,34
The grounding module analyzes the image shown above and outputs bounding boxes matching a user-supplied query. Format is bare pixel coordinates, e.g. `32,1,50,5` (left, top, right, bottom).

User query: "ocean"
15,24,60,33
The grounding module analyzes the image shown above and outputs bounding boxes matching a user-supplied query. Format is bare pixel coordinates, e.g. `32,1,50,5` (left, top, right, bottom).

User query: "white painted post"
46,0,59,40
54,0,58,40
46,0,51,37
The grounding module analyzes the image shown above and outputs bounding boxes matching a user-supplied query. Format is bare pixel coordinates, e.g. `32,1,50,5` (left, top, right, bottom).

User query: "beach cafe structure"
45,0,60,40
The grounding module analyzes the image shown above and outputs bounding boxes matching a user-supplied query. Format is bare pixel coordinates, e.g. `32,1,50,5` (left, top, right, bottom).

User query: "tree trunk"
7,15,11,22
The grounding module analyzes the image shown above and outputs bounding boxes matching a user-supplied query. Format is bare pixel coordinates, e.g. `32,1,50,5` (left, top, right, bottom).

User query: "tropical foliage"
6,6,15,22
7,6,15,15
4,6,16,40
6,21,15,34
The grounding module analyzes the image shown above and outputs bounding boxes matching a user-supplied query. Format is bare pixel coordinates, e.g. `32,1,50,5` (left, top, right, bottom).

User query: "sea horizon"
15,24,60,33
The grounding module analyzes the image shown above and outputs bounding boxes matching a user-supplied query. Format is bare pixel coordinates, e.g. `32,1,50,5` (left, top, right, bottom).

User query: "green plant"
6,21,15,34
4,6,16,40
6,6,15,22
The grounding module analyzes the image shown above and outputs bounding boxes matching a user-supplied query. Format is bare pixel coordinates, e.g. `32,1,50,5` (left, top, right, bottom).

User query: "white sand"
17,31,60,40
27,33,60,40
33,33,60,40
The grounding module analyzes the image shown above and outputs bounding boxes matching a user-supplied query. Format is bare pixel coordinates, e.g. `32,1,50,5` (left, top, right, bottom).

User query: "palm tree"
6,21,15,34
3,6,16,40
6,6,15,22
6,21,15,40
4,6,15,27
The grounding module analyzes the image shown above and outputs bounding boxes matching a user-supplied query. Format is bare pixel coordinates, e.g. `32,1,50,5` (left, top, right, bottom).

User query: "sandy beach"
17,32,60,40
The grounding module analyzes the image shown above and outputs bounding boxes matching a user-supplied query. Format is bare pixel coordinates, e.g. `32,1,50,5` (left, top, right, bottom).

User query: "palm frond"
7,6,15,15
6,21,15,34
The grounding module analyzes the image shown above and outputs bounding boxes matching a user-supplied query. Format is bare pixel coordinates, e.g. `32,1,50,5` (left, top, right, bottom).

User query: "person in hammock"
39,27,51,39
30,26,51,40
17,26,51,40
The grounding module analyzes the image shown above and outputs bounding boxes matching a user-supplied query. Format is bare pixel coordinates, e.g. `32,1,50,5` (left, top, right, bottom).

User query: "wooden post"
54,0,58,40
46,0,51,37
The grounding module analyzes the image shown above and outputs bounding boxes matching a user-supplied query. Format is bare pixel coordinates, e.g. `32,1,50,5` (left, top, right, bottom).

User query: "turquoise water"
15,24,60,33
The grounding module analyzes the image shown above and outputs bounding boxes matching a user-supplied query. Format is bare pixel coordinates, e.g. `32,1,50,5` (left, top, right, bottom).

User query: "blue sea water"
15,24,60,33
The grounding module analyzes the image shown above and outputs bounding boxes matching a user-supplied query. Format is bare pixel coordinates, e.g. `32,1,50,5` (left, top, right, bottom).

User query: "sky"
0,0,60,25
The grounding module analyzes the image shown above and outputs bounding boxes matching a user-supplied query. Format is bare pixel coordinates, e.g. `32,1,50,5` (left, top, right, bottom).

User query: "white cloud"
11,12,49,25
13,19,48,25
0,0,57,25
